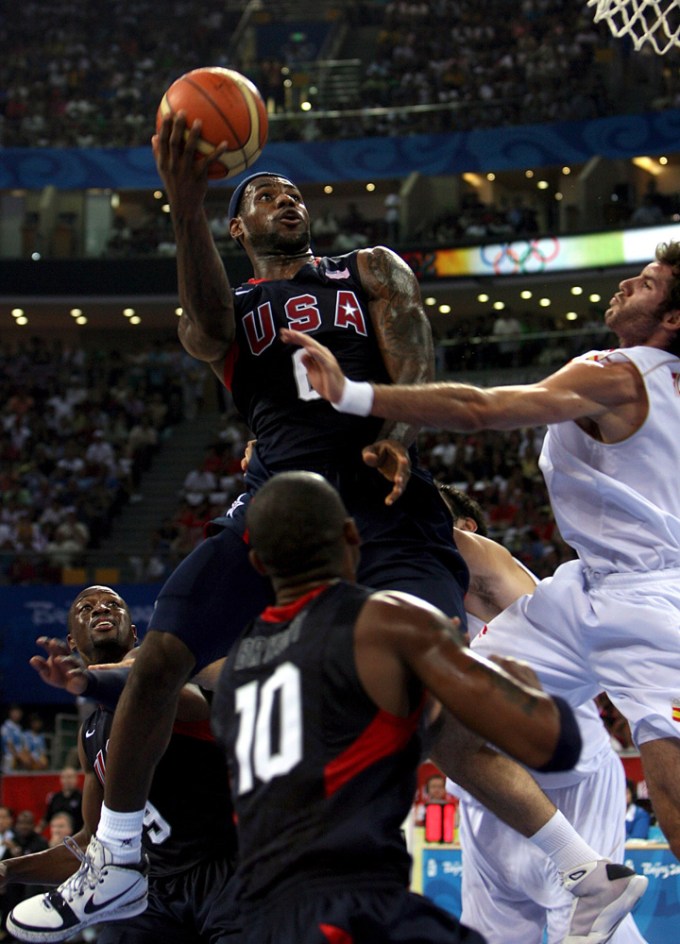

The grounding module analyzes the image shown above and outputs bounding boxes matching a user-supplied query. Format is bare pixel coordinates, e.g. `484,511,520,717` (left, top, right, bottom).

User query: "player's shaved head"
246,471,350,579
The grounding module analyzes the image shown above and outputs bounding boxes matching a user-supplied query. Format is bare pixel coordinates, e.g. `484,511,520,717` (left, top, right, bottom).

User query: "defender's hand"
280,328,348,404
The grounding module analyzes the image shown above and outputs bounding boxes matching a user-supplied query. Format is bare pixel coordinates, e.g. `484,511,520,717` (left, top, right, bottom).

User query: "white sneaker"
562,859,648,944
7,836,148,942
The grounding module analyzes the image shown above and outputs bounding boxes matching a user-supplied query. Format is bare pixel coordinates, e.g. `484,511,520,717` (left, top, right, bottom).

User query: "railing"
265,95,524,140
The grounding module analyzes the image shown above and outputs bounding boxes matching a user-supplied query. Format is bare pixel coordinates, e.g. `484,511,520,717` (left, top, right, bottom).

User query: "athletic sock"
530,810,602,873
96,804,144,864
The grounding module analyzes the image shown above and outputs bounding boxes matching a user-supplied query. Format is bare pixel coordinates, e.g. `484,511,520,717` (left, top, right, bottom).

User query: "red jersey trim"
260,584,332,623
324,699,424,797
222,341,239,391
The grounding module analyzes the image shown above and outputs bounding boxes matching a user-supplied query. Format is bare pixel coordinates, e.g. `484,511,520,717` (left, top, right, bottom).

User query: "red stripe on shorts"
319,924,353,944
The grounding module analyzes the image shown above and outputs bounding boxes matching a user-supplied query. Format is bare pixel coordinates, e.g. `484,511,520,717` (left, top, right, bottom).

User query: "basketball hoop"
587,0,680,54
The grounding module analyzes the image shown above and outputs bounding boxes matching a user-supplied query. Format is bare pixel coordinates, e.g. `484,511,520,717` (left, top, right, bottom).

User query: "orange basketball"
156,67,268,180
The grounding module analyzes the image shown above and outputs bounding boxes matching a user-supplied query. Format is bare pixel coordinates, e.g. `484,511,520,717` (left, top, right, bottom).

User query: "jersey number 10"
233,661,303,794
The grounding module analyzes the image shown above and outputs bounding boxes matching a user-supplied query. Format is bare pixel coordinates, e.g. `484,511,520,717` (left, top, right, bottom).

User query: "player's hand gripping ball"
157,67,268,179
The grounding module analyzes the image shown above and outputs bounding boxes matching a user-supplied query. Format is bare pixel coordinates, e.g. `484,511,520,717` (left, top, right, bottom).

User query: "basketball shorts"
471,559,680,747
229,879,484,944
456,750,646,944
94,857,239,944
149,447,469,671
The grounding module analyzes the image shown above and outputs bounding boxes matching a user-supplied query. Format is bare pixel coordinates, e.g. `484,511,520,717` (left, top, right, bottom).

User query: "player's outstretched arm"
153,111,236,370
356,592,580,772
30,637,209,722
281,330,643,434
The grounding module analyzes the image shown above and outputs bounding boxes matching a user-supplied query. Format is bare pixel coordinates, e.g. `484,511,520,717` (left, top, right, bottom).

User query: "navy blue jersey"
149,251,469,670
81,707,236,878
212,581,426,905
224,251,390,472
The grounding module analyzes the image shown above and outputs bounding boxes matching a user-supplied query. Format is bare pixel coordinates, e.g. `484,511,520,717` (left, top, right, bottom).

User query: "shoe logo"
82,881,142,915
85,729,96,738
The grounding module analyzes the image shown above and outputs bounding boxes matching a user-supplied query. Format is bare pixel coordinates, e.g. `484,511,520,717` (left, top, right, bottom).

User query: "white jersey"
457,572,647,943
540,345,680,574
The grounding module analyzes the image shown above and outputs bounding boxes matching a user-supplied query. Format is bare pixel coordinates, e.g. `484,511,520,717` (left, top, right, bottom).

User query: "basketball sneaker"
7,835,148,942
562,859,648,944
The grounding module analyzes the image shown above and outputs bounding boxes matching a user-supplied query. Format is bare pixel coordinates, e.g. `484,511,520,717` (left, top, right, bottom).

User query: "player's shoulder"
314,250,362,282
364,588,448,625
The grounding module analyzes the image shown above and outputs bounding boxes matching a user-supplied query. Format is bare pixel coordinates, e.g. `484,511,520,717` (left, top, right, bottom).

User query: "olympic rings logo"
480,238,561,275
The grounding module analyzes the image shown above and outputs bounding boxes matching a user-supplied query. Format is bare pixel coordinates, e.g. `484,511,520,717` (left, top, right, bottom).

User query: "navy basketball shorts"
232,880,485,944
149,460,469,671
94,857,239,944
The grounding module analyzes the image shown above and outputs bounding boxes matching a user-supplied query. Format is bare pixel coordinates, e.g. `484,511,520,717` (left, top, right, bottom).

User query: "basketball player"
5,586,238,944
436,485,648,944
211,470,582,944
26,112,476,936
282,241,680,872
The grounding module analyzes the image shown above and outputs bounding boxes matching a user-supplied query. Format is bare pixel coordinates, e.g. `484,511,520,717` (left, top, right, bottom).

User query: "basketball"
156,67,268,180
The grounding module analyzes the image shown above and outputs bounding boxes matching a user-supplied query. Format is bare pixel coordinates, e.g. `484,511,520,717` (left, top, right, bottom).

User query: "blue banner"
0,110,678,190
0,585,157,705
420,845,679,944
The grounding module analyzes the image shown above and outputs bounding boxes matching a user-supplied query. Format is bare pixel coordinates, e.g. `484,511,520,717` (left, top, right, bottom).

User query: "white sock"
96,804,144,863
530,810,603,873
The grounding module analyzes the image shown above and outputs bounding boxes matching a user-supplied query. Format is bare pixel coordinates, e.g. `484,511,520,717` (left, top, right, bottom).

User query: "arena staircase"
87,408,223,583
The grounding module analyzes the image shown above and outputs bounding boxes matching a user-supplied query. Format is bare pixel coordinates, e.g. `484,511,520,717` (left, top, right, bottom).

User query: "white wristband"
332,378,374,416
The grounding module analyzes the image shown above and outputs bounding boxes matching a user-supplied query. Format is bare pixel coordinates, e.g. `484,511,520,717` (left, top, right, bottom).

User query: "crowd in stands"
0,766,86,939
0,336,204,584
129,411,252,584
0,0,243,148
0,706,48,774
0,322,606,587
332,0,615,138
1,0,674,149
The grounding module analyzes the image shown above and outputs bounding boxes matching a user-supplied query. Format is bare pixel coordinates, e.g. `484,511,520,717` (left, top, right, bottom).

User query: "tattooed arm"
356,246,434,447
355,590,580,772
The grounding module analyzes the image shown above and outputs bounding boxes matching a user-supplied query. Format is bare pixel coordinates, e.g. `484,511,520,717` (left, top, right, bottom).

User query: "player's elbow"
178,317,233,364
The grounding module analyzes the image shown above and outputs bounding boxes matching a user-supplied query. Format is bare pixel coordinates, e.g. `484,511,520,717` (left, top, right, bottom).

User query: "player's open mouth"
92,619,115,630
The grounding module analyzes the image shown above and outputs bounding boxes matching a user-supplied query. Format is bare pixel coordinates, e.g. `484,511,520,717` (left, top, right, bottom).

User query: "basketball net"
587,0,680,54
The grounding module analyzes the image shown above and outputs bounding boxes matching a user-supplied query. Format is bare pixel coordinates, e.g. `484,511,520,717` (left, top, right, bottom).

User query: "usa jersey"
540,345,680,573
81,707,236,878
213,581,426,904
225,251,391,473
